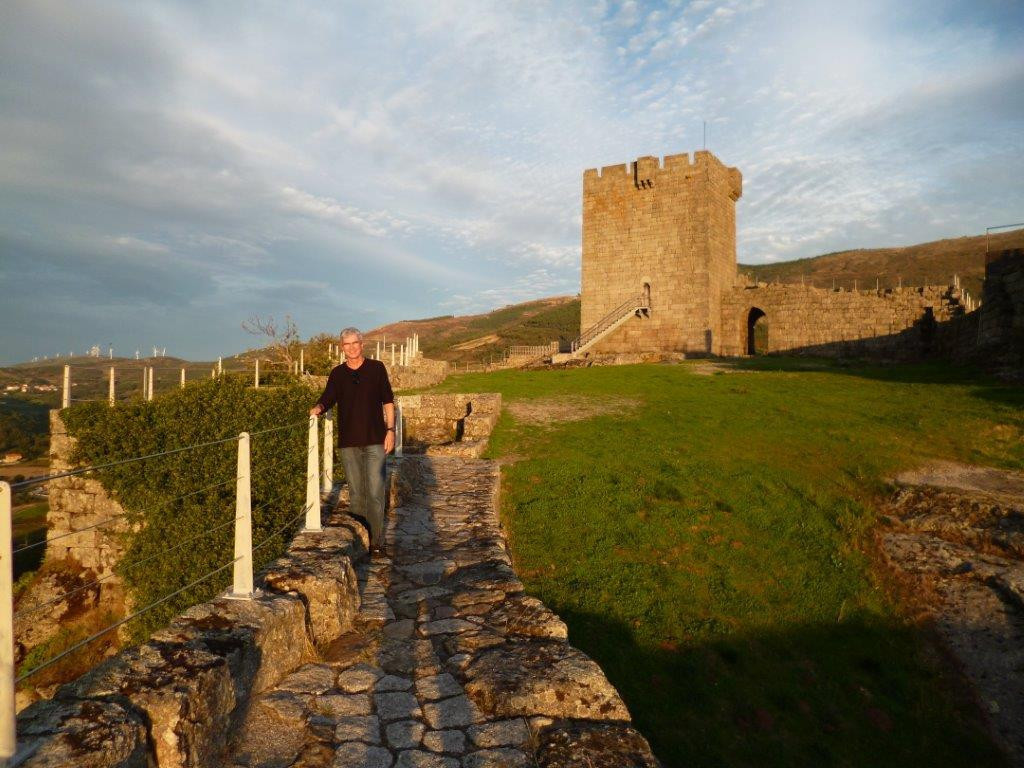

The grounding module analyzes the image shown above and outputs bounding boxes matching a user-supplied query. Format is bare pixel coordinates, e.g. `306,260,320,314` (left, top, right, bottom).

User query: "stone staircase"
553,295,650,363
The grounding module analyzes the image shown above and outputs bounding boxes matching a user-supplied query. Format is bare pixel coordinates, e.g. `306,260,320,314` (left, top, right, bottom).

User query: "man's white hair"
340,327,362,341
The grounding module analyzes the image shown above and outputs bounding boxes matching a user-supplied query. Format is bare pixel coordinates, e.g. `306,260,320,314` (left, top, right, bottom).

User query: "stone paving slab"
227,456,661,767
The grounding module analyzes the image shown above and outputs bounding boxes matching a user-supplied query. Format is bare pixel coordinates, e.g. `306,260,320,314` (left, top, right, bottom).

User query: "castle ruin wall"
719,282,962,357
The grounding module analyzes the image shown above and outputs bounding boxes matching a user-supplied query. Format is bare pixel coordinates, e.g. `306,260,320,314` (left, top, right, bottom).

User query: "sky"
1,0,1022,363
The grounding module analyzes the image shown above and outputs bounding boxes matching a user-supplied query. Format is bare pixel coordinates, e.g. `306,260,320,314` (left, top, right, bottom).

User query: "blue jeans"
340,444,386,548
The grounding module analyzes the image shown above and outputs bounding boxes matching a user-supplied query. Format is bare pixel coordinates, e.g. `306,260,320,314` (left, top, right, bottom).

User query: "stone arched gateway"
747,307,767,355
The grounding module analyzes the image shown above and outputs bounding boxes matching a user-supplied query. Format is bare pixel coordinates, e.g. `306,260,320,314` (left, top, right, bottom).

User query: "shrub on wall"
62,376,319,640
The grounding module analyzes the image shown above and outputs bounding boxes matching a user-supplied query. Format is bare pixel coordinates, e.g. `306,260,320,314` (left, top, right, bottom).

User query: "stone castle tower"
581,150,743,355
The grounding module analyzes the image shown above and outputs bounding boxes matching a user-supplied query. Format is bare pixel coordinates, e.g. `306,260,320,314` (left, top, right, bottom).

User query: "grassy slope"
426,360,1023,767
741,229,1024,299
366,296,580,364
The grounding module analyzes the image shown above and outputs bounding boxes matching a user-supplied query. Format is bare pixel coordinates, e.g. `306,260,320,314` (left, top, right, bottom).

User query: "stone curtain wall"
46,411,129,582
581,151,742,356
388,357,450,391
396,393,502,459
974,249,1023,351
944,248,1024,375
719,283,962,357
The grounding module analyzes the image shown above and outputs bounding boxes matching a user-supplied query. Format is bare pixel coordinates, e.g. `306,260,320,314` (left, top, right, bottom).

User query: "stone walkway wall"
45,411,130,580
15,454,659,767
396,394,501,459
228,455,659,768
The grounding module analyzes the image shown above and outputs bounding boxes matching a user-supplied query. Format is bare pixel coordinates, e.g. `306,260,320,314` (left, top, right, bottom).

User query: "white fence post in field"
108,366,116,406
141,368,147,400
254,359,260,389
0,482,14,761
147,367,154,401
322,417,334,493
376,341,380,359
231,433,254,598
61,365,70,408
180,368,186,389
390,344,395,366
304,416,322,531
300,348,304,374
395,405,403,457
218,356,223,376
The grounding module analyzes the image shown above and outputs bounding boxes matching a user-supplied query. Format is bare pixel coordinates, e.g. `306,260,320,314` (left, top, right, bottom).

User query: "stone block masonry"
719,282,963,357
396,393,501,459
582,150,742,356
45,411,130,582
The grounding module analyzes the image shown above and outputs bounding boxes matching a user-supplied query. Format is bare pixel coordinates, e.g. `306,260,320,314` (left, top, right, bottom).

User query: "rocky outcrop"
878,461,1024,765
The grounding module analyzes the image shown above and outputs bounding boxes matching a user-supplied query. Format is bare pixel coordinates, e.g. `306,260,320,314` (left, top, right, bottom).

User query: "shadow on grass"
719,354,1023,394
557,607,1006,768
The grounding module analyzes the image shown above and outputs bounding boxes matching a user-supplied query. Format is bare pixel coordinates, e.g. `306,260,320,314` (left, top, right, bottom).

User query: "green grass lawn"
424,358,1024,767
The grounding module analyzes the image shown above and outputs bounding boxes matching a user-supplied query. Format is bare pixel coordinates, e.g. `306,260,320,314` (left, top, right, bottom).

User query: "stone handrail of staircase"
571,295,650,354
15,425,660,766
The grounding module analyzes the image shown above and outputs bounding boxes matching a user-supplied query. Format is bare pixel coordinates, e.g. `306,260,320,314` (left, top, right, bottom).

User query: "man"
310,328,395,555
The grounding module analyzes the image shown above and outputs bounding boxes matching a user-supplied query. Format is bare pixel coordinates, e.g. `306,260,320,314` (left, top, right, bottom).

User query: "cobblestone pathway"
229,456,659,767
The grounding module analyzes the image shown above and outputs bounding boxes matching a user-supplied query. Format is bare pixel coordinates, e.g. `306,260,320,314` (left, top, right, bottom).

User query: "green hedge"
62,377,320,640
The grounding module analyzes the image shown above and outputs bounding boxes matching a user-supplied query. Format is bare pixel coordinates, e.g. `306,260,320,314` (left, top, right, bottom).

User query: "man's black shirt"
315,359,394,448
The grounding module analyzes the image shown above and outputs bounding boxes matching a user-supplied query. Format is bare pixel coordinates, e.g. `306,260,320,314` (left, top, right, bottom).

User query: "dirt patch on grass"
506,396,642,425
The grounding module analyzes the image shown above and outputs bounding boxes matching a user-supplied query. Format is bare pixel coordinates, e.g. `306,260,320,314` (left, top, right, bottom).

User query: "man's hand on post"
309,405,323,416
384,430,395,454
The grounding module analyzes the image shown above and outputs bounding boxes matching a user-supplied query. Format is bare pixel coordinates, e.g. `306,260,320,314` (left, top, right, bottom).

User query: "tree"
241,314,300,368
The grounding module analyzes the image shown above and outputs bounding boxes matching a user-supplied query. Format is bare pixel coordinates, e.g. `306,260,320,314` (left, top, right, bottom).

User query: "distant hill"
741,229,1024,299
366,296,580,363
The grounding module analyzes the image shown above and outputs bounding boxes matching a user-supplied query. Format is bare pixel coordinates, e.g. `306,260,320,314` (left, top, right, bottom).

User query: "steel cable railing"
12,472,243,557
47,359,315,407
0,414,330,760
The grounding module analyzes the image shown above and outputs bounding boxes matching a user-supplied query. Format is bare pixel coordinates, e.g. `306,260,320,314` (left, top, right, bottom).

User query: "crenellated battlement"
583,150,742,200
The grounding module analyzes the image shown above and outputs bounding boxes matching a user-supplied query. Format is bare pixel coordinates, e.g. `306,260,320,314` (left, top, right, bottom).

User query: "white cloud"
0,0,1021,361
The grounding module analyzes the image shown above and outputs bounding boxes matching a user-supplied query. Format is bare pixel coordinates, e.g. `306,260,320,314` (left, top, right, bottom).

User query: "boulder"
463,640,630,721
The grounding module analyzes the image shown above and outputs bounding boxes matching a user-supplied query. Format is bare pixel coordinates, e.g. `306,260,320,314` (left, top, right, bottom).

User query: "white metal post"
180,368,186,389
142,368,147,400
231,433,254,598
108,366,115,406
304,416,321,531
322,417,334,493
395,405,403,456
254,359,260,389
61,365,70,408
0,482,14,761
300,348,304,374
147,367,154,401
218,356,223,375
376,341,380,359
390,344,395,366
